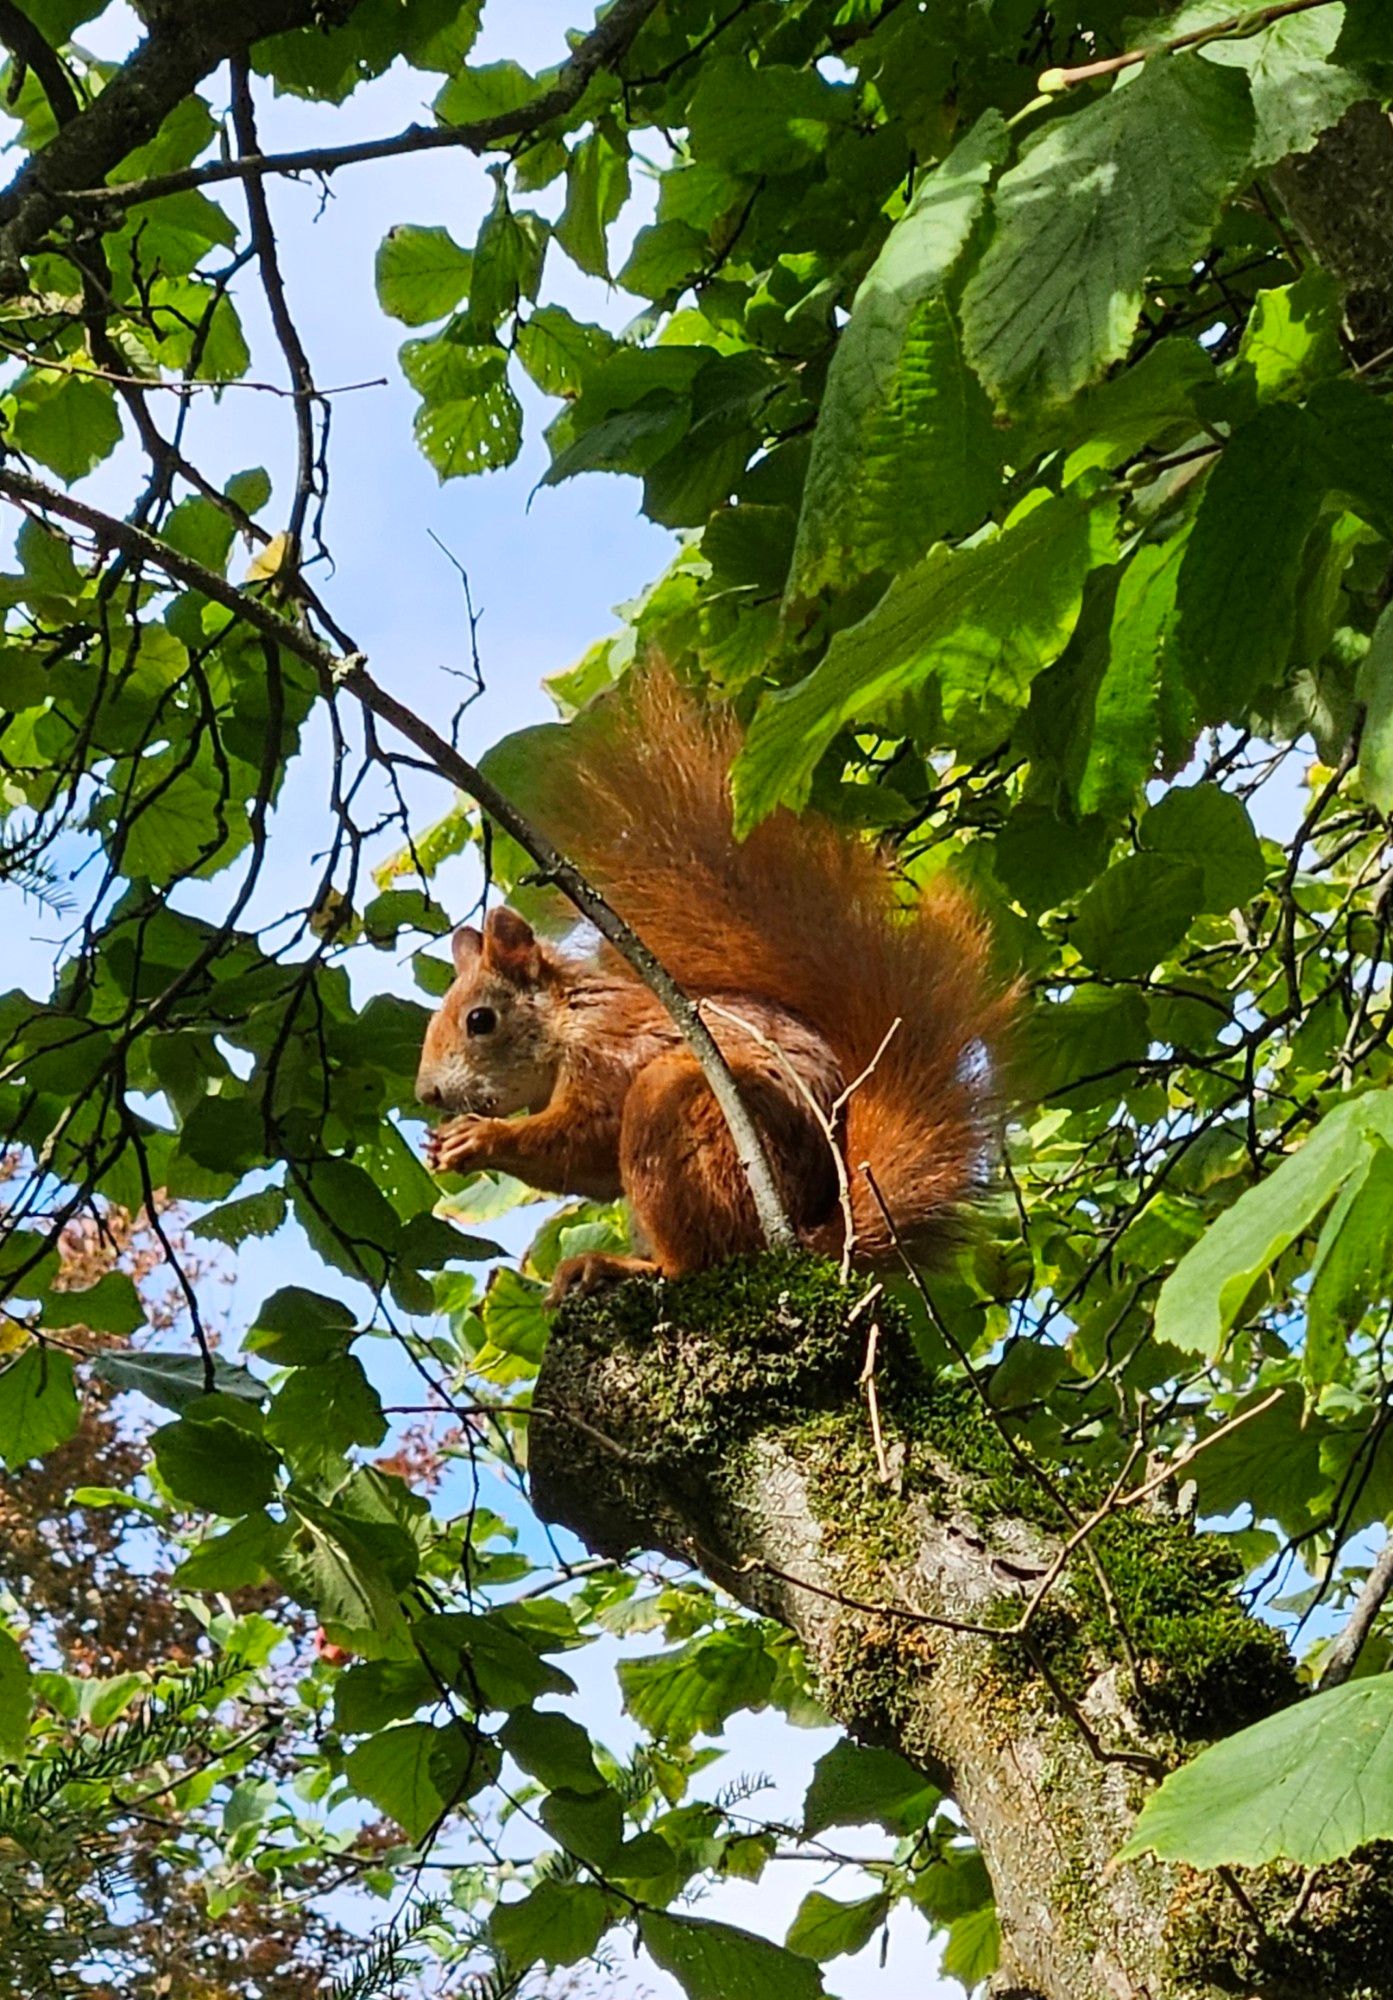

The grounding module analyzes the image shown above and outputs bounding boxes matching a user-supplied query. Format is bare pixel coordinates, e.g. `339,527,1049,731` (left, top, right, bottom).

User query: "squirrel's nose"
416,1076,442,1107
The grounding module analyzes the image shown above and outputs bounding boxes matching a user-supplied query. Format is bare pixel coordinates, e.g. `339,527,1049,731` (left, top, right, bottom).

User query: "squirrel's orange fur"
417,667,1012,1299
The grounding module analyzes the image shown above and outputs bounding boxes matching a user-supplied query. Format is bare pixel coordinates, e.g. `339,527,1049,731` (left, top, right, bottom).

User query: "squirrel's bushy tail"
538,665,1015,1262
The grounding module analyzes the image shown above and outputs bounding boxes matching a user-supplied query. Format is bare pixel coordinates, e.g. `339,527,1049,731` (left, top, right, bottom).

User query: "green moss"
1067,1513,1296,1739
552,1252,911,1468
556,1251,1296,1748
1166,1850,1393,1997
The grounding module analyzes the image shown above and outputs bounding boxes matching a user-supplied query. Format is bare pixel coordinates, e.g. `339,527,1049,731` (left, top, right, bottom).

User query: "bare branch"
229,59,321,555
55,0,665,220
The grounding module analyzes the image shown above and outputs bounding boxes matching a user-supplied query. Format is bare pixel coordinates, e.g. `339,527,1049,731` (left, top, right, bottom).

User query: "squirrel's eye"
466,1006,497,1037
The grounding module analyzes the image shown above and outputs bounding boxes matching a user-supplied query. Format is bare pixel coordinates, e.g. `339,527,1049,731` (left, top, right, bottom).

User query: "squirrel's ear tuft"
451,925,483,976
483,907,541,982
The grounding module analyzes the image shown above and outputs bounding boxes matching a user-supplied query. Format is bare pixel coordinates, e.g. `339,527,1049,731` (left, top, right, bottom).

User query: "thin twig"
230,59,321,555
701,999,901,1279
858,1319,892,1484
1038,0,1337,93
0,335,385,399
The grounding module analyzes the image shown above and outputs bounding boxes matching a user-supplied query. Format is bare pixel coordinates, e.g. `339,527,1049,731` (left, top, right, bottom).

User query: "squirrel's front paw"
426,1115,496,1176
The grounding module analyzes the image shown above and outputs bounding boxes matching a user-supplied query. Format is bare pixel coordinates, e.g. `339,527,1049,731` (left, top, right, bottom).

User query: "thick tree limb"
0,465,797,1251
529,1278,1393,2000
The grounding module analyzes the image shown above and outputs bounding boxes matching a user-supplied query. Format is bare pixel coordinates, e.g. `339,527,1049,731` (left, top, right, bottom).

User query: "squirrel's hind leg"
619,1049,838,1278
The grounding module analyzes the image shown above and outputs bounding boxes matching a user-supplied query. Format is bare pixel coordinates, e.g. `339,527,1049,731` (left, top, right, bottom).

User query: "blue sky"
3,6,960,1993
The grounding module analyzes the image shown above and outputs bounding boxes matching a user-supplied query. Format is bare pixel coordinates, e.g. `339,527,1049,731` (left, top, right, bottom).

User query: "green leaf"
41,1272,144,1336
6,370,123,480
152,1402,280,1514
1139,783,1265,914
642,1913,828,2000
994,806,1108,914
515,305,614,397
1305,1137,1393,1387
962,55,1254,409
344,1720,495,1842
376,223,473,326
736,490,1117,830
162,494,236,573
273,1490,412,1658
176,1511,286,1591
538,1784,625,1866
244,1285,356,1366
479,1266,550,1367
115,754,251,886
1357,600,1393,814
1078,536,1186,815
500,1705,605,1794
404,333,523,478
1119,1677,1393,1868
619,1626,778,1744
1174,402,1324,722
0,1627,33,1756
555,132,629,280
225,465,271,515
434,59,536,127
802,1739,938,1838
334,1659,438,1733
1338,0,1393,72
1167,0,1366,169
265,1355,386,1474
465,192,547,331
1155,1092,1393,1356
1236,271,1344,403
941,1901,1000,1987
191,1187,287,1249
1185,1388,1328,1531
416,1609,576,1709
786,111,1008,608
93,1350,266,1413
492,1880,609,1970
687,58,842,174
291,1157,404,1288
0,1347,79,1468
617,220,707,298
1054,338,1213,480
786,1890,889,1963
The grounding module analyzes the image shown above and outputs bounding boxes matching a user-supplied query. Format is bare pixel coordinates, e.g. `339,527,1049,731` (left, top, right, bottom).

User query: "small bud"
1038,66,1069,93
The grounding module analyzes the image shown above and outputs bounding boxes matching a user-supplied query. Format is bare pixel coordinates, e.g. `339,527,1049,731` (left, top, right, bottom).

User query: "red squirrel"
416,668,1012,1302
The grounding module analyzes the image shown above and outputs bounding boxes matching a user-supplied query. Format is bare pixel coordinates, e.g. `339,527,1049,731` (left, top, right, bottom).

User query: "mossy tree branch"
530,1261,1393,2000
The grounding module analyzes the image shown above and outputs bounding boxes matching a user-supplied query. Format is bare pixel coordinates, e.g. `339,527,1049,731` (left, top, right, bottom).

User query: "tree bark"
529,1261,1393,2000
1271,103,1393,364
